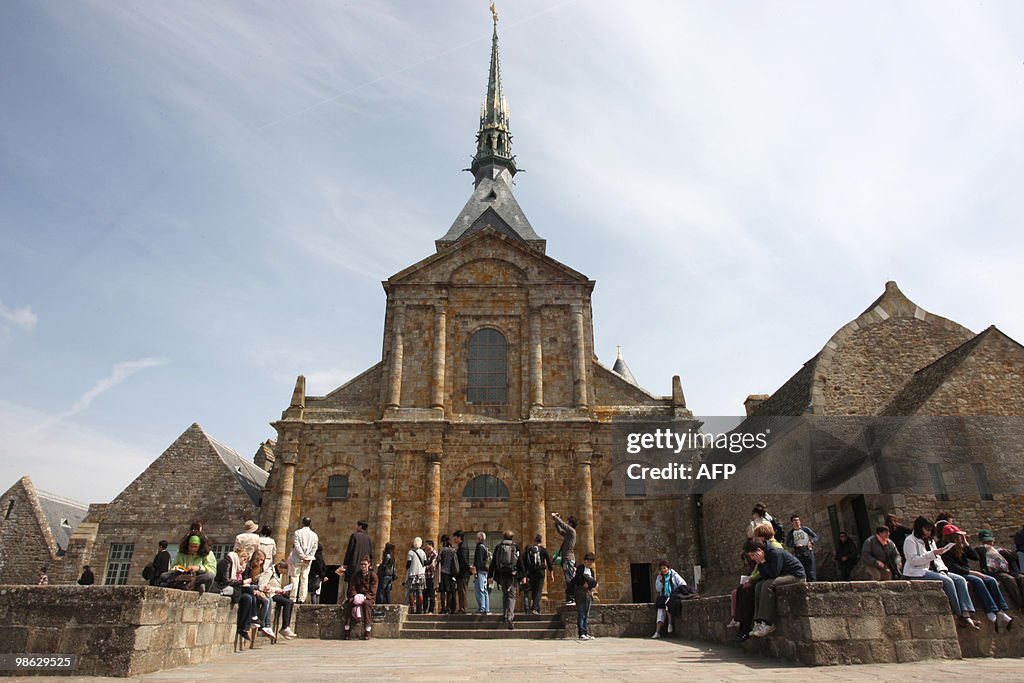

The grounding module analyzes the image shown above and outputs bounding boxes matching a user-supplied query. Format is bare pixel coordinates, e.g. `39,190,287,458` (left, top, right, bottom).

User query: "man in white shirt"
289,517,319,603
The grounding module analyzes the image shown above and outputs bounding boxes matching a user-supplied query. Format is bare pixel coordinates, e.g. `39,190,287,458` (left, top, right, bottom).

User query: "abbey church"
259,16,699,604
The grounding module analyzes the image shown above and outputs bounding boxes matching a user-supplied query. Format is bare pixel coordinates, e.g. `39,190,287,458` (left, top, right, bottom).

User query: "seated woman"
248,550,274,638
212,546,261,641
652,560,685,638
259,560,297,639
729,521,780,641
159,533,216,593
903,516,980,630
942,525,1014,632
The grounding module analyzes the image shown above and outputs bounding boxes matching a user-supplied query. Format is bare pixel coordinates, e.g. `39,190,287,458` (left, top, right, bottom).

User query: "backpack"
495,542,519,573
525,544,543,573
769,516,785,541
142,563,155,581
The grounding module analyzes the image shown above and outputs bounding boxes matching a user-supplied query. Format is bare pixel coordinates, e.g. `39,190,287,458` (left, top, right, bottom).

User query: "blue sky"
2,1,1022,504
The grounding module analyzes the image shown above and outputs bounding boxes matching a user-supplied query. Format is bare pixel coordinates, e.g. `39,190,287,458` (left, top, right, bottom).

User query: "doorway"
630,563,652,603
321,564,341,605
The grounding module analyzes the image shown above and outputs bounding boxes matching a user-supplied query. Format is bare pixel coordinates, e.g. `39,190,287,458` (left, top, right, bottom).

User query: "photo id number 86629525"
0,654,78,670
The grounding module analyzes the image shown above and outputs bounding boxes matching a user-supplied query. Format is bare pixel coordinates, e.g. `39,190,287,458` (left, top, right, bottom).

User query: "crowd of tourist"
724,503,1024,642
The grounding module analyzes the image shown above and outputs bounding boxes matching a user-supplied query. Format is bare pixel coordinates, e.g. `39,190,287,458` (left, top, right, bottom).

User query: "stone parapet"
296,603,407,639
0,585,237,677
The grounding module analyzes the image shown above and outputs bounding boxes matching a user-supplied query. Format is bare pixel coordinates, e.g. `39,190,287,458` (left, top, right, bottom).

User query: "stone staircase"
400,612,566,639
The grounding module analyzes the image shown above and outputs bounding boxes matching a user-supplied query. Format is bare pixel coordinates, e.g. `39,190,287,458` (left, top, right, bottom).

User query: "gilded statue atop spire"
490,1,499,24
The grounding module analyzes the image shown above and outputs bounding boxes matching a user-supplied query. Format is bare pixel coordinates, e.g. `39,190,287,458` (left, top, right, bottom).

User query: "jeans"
236,592,254,633
475,572,490,613
907,571,975,615
794,550,817,582
256,592,272,627
962,572,1008,613
562,559,576,602
576,590,592,636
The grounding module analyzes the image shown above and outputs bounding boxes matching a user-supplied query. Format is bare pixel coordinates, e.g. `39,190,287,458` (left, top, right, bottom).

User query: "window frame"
466,328,508,406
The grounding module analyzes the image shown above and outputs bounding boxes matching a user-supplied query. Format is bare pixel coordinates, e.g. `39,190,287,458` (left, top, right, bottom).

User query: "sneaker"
759,623,776,636
750,623,775,638
997,612,1013,632
667,622,673,634
260,626,275,638
565,600,575,605
251,615,260,622
237,629,251,642
734,632,750,642
281,627,296,639
651,631,661,639
726,619,740,629
959,616,981,631
581,634,593,640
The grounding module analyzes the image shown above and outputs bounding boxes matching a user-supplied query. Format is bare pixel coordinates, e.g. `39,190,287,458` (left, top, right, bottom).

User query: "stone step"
405,613,557,623
403,618,561,630
400,627,565,640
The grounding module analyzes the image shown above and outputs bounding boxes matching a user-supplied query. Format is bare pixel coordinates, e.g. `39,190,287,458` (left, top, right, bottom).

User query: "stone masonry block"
805,616,849,641
846,615,885,640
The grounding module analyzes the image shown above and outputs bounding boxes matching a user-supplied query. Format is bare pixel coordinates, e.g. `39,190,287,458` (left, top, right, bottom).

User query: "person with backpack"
747,502,784,542
472,532,492,615
488,530,527,629
523,535,553,614
407,537,428,614
438,535,460,614
376,542,397,604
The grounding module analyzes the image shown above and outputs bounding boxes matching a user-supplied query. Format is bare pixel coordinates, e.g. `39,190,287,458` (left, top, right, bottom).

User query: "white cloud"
0,400,152,504
60,357,168,418
0,300,37,332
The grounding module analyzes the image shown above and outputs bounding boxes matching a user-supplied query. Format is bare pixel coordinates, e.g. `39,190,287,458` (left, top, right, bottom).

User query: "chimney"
744,394,770,416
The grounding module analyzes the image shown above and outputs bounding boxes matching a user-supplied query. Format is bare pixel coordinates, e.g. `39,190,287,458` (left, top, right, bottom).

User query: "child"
573,552,598,640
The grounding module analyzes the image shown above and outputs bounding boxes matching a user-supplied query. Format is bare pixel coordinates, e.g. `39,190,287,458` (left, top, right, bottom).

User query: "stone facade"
0,476,87,585
700,283,1024,595
59,423,267,586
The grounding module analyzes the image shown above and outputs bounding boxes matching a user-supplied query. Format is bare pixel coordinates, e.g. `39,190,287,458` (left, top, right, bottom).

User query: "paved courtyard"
6,639,1024,682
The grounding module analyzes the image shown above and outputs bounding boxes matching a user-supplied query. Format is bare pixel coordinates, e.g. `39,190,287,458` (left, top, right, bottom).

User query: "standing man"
234,520,260,559
473,532,491,615
340,520,374,589
488,530,526,629
289,516,319,604
573,552,599,640
150,540,172,586
523,534,554,614
785,515,819,582
552,513,578,605
342,556,379,640
453,530,471,614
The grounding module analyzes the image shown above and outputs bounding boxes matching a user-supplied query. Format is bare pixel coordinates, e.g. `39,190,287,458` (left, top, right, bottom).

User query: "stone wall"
672,581,1024,665
0,585,237,677
0,478,57,585
559,603,654,638
297,603,407,639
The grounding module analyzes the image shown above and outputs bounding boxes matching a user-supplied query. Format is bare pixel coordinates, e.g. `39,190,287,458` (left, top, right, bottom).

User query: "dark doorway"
630,563,652,603
321,564,341,605
852,495,871,544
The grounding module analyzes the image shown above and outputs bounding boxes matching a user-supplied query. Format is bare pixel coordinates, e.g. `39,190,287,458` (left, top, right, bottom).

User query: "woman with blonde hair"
407,537,428,614
248,549,274,638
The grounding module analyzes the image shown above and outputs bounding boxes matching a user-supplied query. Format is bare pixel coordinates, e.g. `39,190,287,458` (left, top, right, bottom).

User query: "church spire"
471,2,516,182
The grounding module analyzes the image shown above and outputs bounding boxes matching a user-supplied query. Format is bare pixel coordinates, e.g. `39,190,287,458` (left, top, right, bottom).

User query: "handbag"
655,594,668,609
163,571,197,591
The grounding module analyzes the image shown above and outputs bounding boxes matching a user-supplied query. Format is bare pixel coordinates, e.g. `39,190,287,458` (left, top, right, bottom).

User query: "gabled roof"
35,488,88,554
390,227,590,286
879,326,1022,416
437,176,544,252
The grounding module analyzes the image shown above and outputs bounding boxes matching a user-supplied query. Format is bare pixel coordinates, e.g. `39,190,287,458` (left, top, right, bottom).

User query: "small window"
462,475,510,500
104,543,135,585
625,476,646,497
467,328,507,405
3,499,13,520
210,544,230,561
927,463,949,502
60,518,72,528
972,463,994,501
327,475,350,500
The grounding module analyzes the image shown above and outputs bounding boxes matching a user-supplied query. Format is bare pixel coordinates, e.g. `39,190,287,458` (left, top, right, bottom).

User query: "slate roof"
749,353,819,417
437,175,544,251
206,433,269,506
611,347,639,386
33,488,88,554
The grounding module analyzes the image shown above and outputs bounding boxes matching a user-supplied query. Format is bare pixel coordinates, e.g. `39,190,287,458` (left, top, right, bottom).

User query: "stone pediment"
388,228,590,286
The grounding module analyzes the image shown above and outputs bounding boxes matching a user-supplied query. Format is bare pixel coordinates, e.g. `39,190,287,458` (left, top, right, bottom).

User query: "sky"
2,1,1022,505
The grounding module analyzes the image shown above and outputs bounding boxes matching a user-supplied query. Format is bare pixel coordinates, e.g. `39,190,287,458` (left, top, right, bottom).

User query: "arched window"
467,328,507,405
327,474,349,500
462,475,510,500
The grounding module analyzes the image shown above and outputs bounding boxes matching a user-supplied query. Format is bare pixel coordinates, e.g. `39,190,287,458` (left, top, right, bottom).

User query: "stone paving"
6,639,1024,682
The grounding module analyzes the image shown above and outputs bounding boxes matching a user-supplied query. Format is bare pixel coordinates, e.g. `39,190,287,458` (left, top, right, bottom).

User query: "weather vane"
490,1,499,24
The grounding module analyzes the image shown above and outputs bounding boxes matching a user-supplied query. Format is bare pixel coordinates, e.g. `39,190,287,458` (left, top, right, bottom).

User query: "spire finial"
470,3,516,182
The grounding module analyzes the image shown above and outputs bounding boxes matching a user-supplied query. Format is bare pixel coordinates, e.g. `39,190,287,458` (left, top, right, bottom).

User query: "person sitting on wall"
77,565,95,585
853,526,902,581
728,521,782,641
974,529,1024,610
161,533,216,593
743,538,806,638
652,560,686,639
212,546,260,641
902,516,980,630
248,549,275,639
942,524,1014,633
834,531,859,581
342,556,379,640
259,560,297,639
